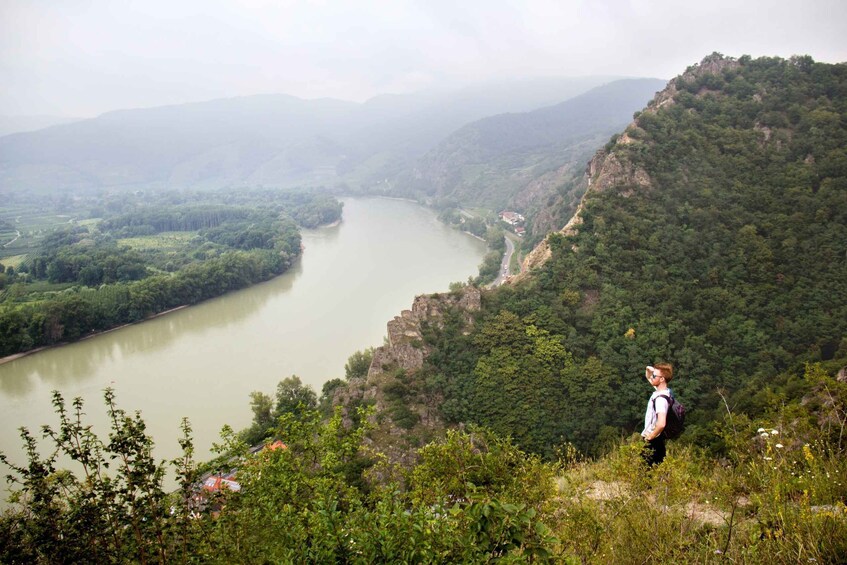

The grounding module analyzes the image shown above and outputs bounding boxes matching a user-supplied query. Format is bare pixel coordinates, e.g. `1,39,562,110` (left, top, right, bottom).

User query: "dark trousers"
643,435,666,466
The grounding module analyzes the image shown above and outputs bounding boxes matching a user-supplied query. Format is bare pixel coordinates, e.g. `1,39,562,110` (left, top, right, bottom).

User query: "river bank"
0,212,353,365
0,197,488,509
0,305,190,366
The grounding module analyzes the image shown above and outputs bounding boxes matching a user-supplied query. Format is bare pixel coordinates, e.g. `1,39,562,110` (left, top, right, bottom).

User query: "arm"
646,411,667,440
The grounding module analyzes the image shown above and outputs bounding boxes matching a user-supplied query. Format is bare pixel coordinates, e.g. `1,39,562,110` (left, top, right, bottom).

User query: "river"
0,197,487,502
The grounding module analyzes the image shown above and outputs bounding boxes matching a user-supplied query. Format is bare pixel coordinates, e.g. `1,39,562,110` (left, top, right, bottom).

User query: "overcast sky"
2,0,846,118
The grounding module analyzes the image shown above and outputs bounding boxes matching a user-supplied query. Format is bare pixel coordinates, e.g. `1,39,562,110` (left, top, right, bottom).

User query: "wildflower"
764,456,773,461
715,549,723,554
803,444,814,462
770,430,779,435
760,432,769,438
757,428,766,433
775,443,784,449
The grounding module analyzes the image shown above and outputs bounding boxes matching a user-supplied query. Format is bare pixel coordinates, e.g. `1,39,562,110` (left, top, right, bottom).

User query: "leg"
643,437,666,466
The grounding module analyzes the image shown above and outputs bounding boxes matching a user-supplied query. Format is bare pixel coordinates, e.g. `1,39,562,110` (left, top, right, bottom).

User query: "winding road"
491,236,515,287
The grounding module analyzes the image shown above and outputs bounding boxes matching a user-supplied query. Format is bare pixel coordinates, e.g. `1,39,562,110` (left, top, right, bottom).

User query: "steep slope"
0,76,619,194
396,78,666,215
337,53,847,458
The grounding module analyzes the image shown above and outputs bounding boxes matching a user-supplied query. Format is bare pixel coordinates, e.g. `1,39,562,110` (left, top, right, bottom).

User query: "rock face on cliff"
368,286,480,377
517,53,739,278
332,286,481,465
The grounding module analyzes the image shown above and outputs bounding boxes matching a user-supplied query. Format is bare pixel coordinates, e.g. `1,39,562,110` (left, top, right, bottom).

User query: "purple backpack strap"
652,394,674,411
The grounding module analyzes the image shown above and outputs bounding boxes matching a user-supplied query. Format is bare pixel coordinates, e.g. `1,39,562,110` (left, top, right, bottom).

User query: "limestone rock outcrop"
368,286,480,378
332,286,481,452
517,53,741,278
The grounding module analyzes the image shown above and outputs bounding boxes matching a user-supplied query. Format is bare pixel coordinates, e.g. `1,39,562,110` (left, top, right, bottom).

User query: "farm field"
0,204,88,262
117,231,198,252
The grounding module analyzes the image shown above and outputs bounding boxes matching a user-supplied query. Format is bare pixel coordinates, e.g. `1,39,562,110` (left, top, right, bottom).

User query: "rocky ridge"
334,52,746,455
516,53,742,278
368,286,480,378
332,287,481,463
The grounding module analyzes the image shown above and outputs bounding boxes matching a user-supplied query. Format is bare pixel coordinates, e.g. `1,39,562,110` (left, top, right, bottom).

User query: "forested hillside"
392,53,847,456
396,78,666,216
0,77,617,194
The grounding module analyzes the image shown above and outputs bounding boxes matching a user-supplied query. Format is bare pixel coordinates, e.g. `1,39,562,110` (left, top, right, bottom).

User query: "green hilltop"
383,52,847,456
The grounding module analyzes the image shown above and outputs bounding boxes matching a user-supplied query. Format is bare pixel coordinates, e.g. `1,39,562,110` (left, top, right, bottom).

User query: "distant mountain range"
394,78,667,212
0,76,663,197
0,115,81,138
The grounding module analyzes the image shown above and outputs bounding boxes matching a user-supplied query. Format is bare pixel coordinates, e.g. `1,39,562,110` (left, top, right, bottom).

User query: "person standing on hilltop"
641,363,674,466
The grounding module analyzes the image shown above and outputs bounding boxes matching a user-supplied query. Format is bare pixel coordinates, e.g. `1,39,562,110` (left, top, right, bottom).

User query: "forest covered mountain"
0,76,620,194
335,53,847,458
0,115,80,138
394,78,666,213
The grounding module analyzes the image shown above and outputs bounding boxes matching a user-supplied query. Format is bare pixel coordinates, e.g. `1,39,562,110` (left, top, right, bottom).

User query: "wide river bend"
0,197,487,501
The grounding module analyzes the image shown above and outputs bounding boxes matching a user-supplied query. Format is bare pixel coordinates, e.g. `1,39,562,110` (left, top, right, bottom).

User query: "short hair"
655,363,674,383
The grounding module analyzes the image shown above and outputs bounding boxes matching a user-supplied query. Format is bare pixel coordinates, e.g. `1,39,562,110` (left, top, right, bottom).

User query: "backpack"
653,394,685,440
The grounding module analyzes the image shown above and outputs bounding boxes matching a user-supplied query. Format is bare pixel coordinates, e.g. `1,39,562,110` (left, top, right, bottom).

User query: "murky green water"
0,197,486,501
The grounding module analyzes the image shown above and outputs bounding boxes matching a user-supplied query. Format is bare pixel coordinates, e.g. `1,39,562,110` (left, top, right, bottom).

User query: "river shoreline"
0,201,477,368
0,305,191,366
0,197,489,510
0,213,351,367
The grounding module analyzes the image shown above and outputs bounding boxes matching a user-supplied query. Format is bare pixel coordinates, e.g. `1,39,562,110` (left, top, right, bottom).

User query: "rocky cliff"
517,53,740,278
332,286,481,464
368,286,480,377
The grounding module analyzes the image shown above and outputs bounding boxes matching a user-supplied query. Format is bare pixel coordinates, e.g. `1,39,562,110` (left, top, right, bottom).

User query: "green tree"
275,375,318,417
344,347,374,380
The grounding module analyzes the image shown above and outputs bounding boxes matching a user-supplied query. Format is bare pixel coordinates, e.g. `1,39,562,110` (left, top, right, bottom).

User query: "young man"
641,363,674,466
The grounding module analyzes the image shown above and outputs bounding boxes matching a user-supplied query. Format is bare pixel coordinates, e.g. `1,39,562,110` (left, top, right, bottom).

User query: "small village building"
266,440,287,451
498,211,525,225
202,472,241,493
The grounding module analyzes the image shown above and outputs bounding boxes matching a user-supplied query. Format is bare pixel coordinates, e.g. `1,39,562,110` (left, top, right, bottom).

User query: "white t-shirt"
642,389,671,438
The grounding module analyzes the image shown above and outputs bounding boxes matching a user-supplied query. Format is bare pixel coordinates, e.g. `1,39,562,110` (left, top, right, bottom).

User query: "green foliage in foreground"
0,392,556,563
241,375,319,445
551,362,847,563
2,362,847,562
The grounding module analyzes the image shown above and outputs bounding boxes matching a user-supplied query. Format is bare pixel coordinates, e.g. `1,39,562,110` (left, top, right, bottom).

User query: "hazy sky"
2,0,846,118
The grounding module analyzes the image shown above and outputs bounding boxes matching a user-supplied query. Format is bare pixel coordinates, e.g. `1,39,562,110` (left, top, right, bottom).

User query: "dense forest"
398,54,847,456
1,54,846,562
0,190,342,356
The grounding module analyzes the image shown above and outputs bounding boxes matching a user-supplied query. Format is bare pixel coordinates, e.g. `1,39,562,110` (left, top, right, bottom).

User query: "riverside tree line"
0,190,342,356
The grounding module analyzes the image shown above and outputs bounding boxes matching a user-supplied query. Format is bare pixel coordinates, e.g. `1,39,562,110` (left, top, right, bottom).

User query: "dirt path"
2,230,21,248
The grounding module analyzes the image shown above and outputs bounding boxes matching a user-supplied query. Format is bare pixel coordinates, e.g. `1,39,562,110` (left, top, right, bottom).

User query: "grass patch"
545,426,847,564
117,231,197,251
0,254,27,268
18,281,78,293
0,205,91,257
